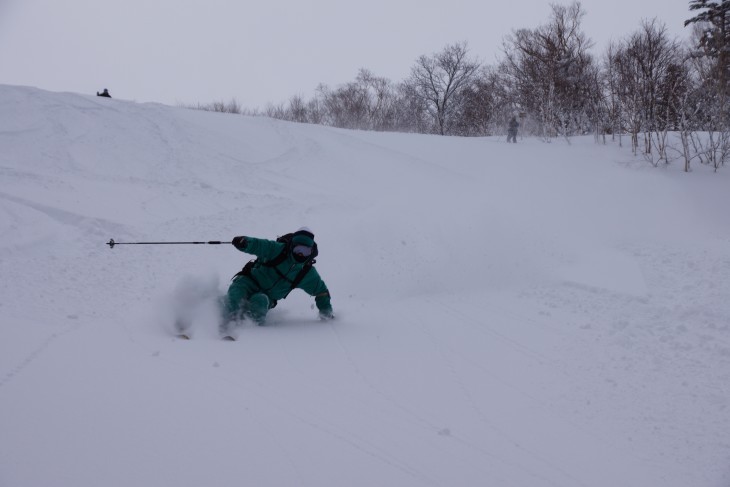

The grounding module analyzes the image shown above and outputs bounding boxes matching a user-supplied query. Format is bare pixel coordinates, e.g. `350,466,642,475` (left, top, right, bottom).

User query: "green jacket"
234,236,331,311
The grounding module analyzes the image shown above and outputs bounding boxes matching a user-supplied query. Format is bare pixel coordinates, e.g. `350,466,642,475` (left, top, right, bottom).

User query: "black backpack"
232,233,318,300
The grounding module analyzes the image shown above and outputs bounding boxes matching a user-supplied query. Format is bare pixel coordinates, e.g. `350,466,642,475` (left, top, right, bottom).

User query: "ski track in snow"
0,321,83,389
0,191,126,242
522,240,730,480
322,320,526,486
394,309,586,487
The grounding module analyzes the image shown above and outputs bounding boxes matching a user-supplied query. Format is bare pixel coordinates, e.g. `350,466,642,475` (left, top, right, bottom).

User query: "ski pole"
107,238,231,249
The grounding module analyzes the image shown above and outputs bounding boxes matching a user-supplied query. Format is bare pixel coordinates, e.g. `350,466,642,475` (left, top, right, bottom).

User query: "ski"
174,333,235,340
172,321,241,340
174,319,192,340
219,320,242,341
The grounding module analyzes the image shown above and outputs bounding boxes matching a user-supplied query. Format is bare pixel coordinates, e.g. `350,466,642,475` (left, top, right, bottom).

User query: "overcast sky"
0,0,691,109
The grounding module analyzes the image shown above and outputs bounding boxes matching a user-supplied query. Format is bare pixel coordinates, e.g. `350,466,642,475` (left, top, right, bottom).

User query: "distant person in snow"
507,116,519,143
97,88,111,98
222,227,334,332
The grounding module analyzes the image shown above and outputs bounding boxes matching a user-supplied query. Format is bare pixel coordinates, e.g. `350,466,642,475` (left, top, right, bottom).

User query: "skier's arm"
231,236,284,261
300,268,333,319
315,291,334,319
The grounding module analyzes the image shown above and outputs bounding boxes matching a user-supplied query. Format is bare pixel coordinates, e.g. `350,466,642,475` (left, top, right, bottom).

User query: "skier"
97,88,111,98
222,227,333,331
507,116,519,143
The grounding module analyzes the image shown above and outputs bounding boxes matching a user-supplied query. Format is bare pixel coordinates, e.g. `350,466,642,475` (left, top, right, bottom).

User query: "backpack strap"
260,234,294,268
231,235,292,281
282,260,315,298
290,260,315,290
231,260,264,290
232,259,255,279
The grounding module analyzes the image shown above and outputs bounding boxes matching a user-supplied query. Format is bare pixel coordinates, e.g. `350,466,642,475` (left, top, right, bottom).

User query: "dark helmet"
291,227,316,263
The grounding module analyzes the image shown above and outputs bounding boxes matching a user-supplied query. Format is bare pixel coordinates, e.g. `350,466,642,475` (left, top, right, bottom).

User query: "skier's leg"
223,276,257,332
216,295,235,335
245,292,270,325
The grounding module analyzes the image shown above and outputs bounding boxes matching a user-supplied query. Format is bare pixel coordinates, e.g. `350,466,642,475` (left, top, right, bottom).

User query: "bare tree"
356,69,400,131
637,20,680,163
287,95,308,123
600,42,624,144
610,19,681,164
450,67,502,136
317,82,366,129
406,41,480,135
263,102,287,119
669,48,704,172
306,95,326,125
187,98,243,114
311,70,396,130
392,82,431,133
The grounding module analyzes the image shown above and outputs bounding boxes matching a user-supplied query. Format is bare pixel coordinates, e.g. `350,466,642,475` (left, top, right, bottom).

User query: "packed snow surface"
1,85,729,486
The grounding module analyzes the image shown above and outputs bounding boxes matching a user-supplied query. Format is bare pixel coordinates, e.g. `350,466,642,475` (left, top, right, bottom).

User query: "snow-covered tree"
500,2,595,139
685,0,730,94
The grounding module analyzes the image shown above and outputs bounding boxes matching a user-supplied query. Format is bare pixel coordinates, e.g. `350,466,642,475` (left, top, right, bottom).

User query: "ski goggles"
292,244,313,257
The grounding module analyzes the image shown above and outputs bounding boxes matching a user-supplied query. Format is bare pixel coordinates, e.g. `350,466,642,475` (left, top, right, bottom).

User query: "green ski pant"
225,276,271,325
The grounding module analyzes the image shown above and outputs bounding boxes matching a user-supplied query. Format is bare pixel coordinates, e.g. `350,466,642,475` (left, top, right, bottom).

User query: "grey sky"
0,0,692,109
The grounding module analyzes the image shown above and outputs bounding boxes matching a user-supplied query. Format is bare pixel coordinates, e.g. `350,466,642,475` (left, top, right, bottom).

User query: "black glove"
231,236,247,250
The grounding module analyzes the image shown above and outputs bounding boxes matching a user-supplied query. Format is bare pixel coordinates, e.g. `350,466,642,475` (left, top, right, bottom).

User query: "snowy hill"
1,84,729,487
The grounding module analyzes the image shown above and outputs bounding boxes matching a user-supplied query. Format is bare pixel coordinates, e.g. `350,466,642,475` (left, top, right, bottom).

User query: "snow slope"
1,85,729,487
